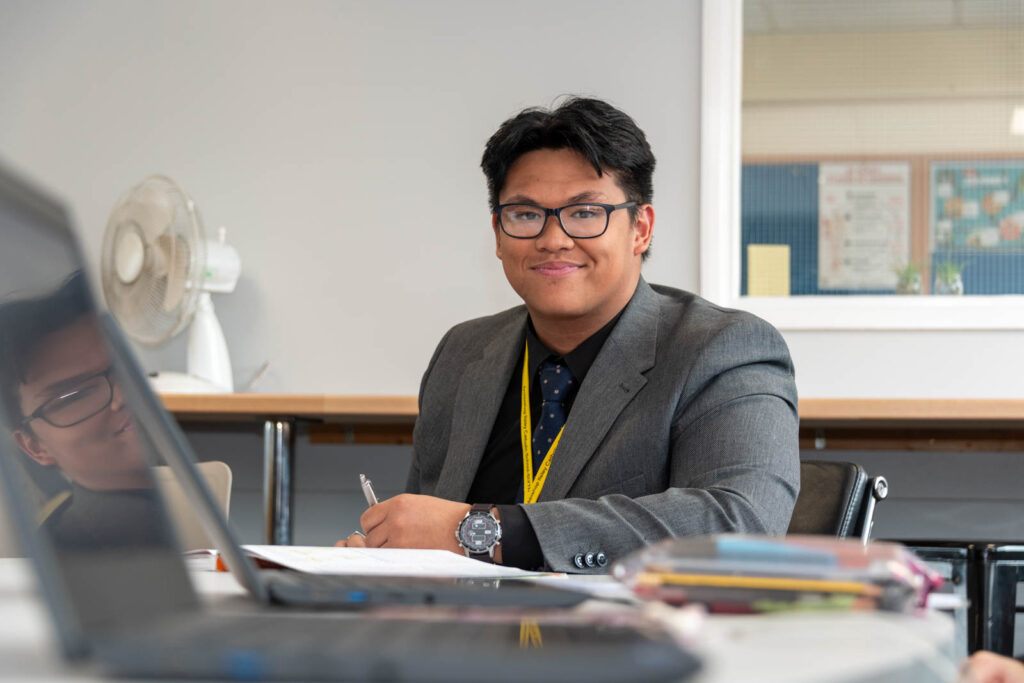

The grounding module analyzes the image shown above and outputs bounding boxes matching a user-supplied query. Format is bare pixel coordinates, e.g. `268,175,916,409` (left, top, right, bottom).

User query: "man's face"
14,315,146,490
492,147,653,335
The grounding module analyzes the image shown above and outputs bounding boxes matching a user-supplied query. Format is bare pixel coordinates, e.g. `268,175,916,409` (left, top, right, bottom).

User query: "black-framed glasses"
21,367,116,429
496,201,637,239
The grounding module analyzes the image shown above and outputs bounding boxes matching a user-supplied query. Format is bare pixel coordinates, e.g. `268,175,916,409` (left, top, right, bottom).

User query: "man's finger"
364,526,388,548
360,498,391,532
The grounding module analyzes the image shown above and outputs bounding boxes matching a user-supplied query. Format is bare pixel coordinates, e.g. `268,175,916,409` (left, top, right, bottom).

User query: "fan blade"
154,233,189,312
124,183,176,240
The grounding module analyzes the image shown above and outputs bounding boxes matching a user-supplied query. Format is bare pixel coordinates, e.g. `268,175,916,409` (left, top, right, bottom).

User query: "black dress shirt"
466,312,623,570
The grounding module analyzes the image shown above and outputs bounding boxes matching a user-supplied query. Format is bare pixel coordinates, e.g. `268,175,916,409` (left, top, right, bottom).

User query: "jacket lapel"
434,310,527,501
537,279,660,502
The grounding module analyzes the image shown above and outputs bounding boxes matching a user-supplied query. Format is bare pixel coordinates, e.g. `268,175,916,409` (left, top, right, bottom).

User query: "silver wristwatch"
455,504,501,562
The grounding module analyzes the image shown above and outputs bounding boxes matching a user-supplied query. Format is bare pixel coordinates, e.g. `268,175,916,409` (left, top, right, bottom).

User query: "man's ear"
632,204,655,256
14,428,56,467
492,213,504,259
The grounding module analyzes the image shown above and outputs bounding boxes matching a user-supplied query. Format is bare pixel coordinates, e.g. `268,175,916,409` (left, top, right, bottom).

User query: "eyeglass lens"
500,204,610,238
39,374,113,428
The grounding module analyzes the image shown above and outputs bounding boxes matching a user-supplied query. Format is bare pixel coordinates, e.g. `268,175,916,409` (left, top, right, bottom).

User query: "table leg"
262,419,295,545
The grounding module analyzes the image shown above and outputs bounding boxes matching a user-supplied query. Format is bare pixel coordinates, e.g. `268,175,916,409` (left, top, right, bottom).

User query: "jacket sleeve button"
596,552,608,567
573,553,586,569
584,552,597,568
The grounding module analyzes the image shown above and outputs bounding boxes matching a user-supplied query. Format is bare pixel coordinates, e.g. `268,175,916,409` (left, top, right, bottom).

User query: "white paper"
926,593,969,610
183,548,219,572
524,575,636,601
240,545,541,579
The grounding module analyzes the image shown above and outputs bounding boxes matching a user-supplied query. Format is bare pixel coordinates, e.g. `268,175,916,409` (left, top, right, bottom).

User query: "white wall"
5,1,1018,401
0,0,700,394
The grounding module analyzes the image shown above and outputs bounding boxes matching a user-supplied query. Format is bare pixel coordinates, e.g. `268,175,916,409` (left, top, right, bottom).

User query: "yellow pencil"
637,571,880,596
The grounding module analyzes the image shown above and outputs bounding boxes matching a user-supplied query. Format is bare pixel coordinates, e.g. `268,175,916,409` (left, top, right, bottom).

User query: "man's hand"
960,652,1024,683
333,495,504,562
339,494,470,555
334,531,367,548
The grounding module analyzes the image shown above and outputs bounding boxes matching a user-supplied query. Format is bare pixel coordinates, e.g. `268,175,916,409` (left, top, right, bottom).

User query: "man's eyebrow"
567,191,608,203
34,368,106,400
501,191,609,206
501,194,540,205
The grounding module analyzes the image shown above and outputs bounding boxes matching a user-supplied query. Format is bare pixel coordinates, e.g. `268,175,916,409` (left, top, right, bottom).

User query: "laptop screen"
0,163,197,655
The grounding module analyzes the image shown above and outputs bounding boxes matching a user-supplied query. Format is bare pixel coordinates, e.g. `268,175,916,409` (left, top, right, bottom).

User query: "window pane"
742,0,1024,296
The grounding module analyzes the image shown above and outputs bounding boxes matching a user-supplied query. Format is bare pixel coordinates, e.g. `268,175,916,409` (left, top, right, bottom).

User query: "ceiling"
744,0,1024,34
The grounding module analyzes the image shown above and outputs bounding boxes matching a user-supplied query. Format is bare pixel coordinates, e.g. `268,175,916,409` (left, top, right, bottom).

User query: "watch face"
459,513,499,553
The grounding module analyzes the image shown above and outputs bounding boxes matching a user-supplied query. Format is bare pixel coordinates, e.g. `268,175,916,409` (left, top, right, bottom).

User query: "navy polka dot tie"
532,359,575,472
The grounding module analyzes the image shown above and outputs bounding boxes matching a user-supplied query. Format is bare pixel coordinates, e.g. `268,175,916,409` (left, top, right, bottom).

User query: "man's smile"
531,261,583,277
113,414,133,436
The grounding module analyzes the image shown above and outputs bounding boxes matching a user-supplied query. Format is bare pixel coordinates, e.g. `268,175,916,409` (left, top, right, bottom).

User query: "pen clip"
359,473,379,506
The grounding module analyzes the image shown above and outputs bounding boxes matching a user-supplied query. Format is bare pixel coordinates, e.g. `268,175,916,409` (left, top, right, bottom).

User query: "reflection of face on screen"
0,272,165,548
13,314,147,490
0,177,195,635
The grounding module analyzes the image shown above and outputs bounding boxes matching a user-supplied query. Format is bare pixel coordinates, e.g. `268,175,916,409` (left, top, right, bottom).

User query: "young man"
0,272,163,548
342,97,800,572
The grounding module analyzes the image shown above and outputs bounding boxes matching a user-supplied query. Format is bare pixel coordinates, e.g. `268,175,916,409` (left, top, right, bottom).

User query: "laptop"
0,161,701,680
0,161,592,611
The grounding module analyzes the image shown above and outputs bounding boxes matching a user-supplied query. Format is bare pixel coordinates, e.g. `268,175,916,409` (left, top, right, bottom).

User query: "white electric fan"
100,175,241,393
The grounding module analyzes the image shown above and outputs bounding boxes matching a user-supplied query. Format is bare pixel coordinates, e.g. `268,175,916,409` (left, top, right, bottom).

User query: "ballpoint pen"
359,473,379,507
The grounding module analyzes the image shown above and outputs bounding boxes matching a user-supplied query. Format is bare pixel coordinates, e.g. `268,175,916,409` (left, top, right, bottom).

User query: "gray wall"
2,1,1021,546
0,0,700,395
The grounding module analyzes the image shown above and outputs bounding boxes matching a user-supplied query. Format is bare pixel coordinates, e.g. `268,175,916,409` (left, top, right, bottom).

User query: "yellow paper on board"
747,244,790,296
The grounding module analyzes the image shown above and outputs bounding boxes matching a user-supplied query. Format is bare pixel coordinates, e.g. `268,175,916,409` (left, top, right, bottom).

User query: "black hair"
0,270,93,432
480,97,656,258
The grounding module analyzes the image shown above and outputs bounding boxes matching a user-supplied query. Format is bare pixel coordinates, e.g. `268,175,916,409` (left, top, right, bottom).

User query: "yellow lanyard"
518,619,543,648
519,344,565,504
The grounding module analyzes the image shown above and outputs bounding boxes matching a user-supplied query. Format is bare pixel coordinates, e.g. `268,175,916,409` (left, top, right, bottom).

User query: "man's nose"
109,382,126,411
534,213,574,250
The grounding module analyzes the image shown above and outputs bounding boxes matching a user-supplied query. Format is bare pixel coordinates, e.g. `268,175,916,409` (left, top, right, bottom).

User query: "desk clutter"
612,535,943,615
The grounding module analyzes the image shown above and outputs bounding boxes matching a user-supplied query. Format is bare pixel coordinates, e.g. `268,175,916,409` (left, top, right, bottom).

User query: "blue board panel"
742,164,895,296
741,164,817,296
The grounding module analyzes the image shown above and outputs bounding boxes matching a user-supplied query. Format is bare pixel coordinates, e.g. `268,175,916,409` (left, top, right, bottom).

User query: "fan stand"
149,292,234,394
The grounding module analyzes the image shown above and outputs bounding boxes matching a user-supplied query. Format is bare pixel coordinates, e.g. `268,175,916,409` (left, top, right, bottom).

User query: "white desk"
0,558,958,682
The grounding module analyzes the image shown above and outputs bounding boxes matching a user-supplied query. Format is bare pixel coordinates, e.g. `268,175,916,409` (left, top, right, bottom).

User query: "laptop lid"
99,311,270,601
0,161,201,657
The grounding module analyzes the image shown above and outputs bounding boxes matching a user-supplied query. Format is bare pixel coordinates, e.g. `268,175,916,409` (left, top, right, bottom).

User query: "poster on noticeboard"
818,162,911,290
931,161,1024,250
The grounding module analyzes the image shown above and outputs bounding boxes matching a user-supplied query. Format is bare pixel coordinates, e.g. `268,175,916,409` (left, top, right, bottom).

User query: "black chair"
878,541,1024,658
787,460,889,543
979,544,1024,656
893,541,984,657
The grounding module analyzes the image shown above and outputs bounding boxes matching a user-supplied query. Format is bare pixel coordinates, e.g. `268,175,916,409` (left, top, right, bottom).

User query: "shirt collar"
525,309,625,385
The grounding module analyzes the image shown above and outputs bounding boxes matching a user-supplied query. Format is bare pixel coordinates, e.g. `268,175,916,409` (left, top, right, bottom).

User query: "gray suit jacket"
407,279,800,573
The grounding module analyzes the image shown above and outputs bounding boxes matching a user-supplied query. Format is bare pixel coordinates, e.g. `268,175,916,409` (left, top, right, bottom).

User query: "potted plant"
894,262,922,295
933,260,964,295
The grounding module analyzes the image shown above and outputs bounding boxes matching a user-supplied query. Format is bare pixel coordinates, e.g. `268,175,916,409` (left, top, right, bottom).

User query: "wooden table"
160,395,1024,544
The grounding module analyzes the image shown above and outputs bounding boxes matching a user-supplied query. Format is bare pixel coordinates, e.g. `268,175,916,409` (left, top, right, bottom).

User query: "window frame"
699,0,1024,330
